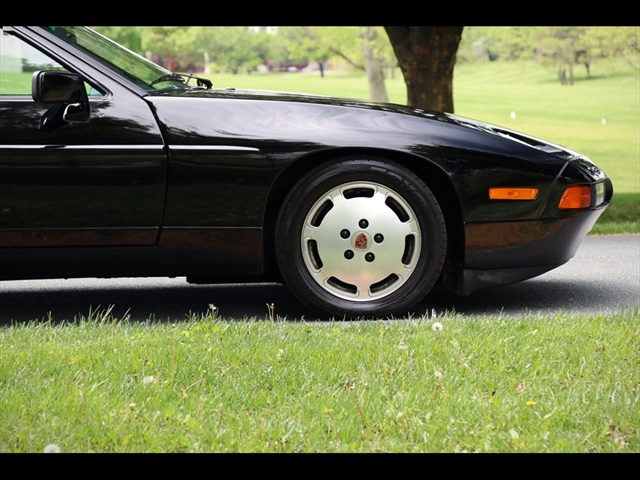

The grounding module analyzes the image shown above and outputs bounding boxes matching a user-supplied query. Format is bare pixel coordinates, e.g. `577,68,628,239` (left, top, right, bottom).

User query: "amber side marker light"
559,185,591,210
489,187,539,200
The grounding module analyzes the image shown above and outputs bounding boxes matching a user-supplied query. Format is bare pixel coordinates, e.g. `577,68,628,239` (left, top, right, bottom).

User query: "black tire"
275,156,447,318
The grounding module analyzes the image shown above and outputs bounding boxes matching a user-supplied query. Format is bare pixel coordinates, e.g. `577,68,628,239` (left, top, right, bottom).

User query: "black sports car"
0,26,613,318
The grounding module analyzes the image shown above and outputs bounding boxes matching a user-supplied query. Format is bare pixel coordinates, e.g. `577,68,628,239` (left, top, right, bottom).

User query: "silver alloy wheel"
301,181,421,301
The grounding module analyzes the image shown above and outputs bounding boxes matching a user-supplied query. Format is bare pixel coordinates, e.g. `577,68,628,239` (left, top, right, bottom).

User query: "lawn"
1,310,638,453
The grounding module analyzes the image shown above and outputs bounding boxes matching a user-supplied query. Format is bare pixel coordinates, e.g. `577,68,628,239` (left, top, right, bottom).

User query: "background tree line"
94,26,638,113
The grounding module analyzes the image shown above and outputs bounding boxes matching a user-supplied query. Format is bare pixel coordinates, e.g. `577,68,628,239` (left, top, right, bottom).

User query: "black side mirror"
32,70,90,129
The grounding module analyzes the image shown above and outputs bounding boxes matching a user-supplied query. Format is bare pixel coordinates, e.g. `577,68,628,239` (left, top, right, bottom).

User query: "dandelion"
43,444,61,453
526,400,536,406
432,322,443,331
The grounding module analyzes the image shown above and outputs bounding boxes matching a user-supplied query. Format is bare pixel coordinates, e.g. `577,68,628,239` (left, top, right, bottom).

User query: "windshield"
42,26,189,92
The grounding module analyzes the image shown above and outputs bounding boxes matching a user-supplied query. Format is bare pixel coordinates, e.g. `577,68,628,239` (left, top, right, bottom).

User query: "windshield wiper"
150,73,186,86
149,73,212,89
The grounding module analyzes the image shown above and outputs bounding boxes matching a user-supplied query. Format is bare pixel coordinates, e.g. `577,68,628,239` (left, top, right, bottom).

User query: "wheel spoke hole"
371,274,399,294
402,234,416,266
306,239,323,270
310,200,333,227
327,276,357,295
385,196,410,222
343,186,375,199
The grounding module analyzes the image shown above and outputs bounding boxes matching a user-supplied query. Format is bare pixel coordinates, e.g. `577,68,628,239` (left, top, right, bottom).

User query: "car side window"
0,29,103,97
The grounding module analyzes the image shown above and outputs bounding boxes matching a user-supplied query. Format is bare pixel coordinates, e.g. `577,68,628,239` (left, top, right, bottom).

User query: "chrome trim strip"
170,145,260,152
0,144,259,152
0,144,164,150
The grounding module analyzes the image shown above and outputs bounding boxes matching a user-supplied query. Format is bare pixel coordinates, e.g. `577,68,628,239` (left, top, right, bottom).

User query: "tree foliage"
199,27,273,74
534,27,592,84
277,27,337,75
93,25,638,108
278,26,396,101
458,26,639,85
93,26,143,53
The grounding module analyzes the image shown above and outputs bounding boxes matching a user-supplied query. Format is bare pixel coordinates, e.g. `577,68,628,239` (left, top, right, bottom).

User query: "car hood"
150,86,447,118
147,86,604,180
149,87,574,152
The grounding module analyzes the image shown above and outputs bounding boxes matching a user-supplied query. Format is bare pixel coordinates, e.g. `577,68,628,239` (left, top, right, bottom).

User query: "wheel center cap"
353,232,369,251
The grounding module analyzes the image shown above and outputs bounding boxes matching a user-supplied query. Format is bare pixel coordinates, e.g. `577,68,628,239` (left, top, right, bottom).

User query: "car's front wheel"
275,157,446,318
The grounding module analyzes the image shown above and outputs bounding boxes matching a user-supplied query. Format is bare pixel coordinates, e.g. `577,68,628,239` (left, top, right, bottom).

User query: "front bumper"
442,203,608,296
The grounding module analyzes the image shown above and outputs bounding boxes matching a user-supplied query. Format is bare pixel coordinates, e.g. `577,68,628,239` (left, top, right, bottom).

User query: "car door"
0,27,167,249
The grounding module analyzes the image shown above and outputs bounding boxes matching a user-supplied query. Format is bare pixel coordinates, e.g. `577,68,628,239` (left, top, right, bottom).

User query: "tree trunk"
384,26,463,113
569,64,574,85
318,60,325,78
362,31,389,102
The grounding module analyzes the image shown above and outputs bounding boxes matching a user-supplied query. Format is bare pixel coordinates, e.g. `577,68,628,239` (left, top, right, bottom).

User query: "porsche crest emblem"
354,232,368,250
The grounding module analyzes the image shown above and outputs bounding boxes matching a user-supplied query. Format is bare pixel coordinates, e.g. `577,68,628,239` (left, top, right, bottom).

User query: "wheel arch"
261,147,465,285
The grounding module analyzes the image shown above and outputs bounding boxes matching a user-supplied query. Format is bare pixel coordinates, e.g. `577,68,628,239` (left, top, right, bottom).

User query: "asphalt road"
1,234,638,324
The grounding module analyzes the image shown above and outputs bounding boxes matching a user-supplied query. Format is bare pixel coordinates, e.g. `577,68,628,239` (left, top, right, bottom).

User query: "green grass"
592,192,639,234
1,308,638,453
